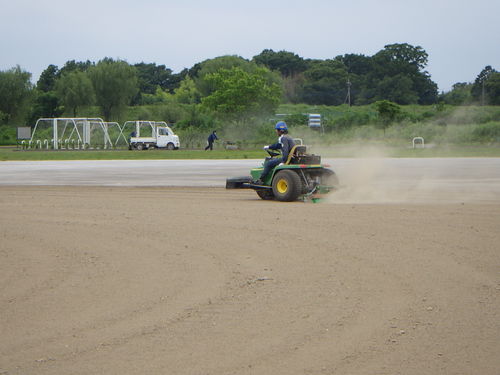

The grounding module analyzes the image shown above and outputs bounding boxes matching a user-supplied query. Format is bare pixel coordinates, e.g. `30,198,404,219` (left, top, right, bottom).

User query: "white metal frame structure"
31,118,118,150
27,118,175,150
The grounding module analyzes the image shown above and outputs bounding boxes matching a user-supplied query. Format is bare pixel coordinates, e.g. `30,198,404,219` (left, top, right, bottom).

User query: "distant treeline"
0,43,499,129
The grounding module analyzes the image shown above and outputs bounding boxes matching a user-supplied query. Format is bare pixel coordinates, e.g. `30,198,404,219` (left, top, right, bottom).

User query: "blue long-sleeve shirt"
208,132,218,142
268,134,295,161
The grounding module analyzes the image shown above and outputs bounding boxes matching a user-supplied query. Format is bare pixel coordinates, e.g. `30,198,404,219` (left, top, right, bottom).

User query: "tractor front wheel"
272,170,302,202
256,189,274,200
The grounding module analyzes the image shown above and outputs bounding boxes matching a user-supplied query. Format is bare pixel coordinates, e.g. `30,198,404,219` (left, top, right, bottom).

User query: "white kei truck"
127,121,180,150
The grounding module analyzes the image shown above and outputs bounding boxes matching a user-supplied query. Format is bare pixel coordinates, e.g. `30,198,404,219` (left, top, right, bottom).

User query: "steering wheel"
266,149,281,157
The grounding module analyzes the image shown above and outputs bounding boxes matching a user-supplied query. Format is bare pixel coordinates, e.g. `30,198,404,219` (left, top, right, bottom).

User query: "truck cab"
127,121,180,150
155,126,179,149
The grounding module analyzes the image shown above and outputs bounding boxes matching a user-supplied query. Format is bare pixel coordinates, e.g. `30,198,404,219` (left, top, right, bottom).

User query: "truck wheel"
166,142,175,150
272,170,302,202
136,143,143,151
256,189,274,200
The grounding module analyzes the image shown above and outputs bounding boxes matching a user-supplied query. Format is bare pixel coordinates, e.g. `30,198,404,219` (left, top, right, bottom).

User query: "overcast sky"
1,0,499,92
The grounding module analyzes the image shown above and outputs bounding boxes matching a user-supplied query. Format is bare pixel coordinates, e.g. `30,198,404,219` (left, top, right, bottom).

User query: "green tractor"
226,142,339,202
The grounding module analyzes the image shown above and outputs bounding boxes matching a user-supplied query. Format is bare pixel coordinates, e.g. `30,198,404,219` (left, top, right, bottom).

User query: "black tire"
166,142,175,150
136,143,143,151
256,189,275,200
272,170,302,202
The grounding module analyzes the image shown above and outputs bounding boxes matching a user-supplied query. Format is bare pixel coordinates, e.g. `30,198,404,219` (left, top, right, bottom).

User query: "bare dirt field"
1,185,499,375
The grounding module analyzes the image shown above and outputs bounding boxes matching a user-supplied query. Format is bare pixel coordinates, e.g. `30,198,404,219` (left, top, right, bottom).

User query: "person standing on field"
205,130,218,151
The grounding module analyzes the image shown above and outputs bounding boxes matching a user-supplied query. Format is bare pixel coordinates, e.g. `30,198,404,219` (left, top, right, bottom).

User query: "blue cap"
275,121,288,131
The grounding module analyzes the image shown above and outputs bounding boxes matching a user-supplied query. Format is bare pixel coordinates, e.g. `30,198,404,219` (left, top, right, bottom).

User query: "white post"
53,118,58,150
83,119,90,147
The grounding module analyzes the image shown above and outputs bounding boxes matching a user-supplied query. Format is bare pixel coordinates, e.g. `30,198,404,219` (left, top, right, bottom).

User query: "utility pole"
481,79,485,106
345,78,352,106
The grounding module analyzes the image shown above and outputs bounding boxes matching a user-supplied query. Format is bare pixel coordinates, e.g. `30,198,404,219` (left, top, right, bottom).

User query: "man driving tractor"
255,121,295,184
226,120,338,201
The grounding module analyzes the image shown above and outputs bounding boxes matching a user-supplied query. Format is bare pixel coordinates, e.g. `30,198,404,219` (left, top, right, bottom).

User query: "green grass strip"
1,145,500,161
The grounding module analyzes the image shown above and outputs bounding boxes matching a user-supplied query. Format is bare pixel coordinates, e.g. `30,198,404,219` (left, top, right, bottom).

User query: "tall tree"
193,55,254,96
34,64,62,121
440,82,472,105
55,71,95,116
373,74,419,104
412,72,439,105
484,72,500,105
192,55,281,98
0,66,33,124
374,43,429,71
253,50,308,103
58,60,93,77
29,91,63,124
37,64,59,92
134,63,177,94
334,54,373,105
88,58,138,121
335,53,373,76
374,100,402,135
174,76,201,104
471,65,497,103
298,60,348,105
252,49,307,77
367,43,437,104
201,66,282,120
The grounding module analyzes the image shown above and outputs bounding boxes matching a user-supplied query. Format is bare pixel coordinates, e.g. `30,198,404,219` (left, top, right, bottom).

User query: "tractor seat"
285,145,307,164
286,144,321,165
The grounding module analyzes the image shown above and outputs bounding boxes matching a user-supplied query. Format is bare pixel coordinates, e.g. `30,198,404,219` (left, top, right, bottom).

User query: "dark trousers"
205,141,213,150
260,157,283,180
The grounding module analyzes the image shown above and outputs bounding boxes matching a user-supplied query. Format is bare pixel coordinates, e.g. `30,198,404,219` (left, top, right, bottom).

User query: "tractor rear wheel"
272,170,302,202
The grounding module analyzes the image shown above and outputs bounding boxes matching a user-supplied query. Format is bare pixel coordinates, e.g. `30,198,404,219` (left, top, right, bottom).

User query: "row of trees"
440,65,500,106
0,43,499,128
0,56,283,125
253,43,438,105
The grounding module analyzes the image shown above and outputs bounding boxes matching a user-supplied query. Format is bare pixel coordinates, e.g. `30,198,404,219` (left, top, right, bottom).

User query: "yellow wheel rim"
277,179,288,194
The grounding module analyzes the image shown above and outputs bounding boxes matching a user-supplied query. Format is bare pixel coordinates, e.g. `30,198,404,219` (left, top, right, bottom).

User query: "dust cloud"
326,146,416,204
322,146,500,204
